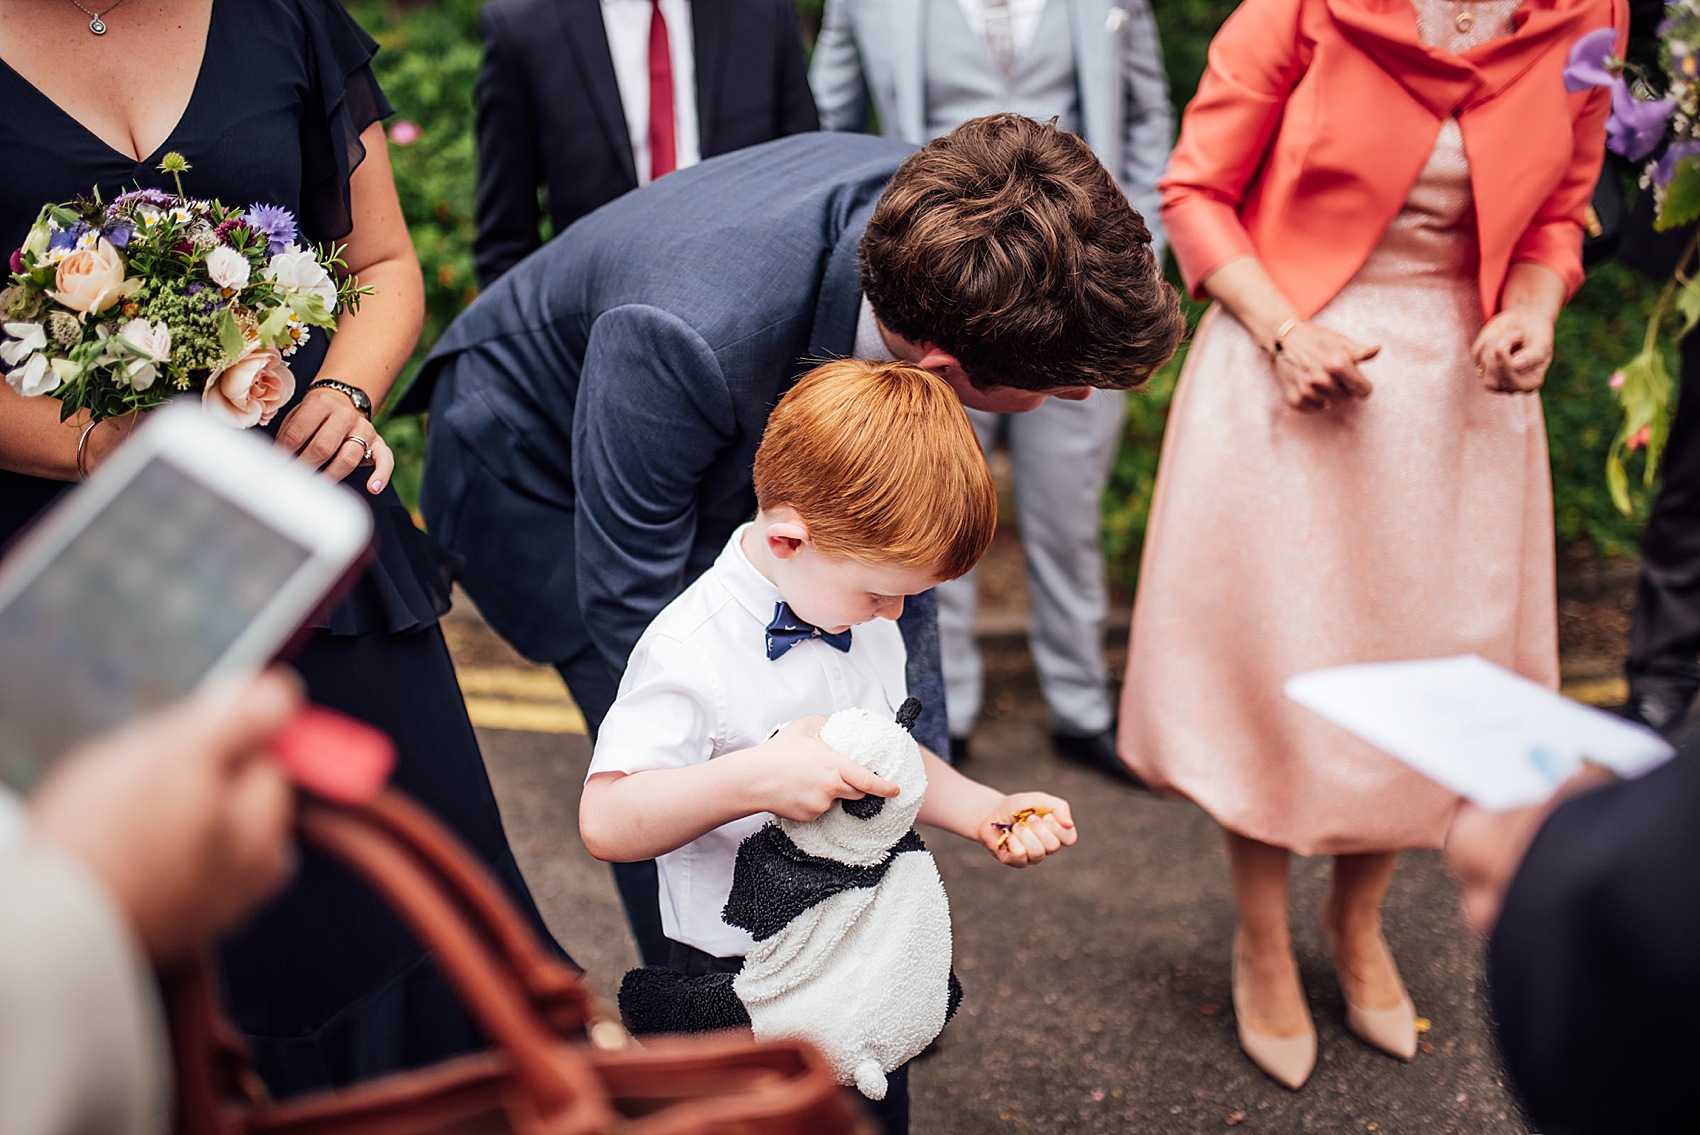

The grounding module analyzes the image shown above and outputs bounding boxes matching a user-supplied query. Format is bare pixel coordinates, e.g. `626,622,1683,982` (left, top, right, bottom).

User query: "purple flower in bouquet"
104,224,132,250
1609,82,1676,161
1564,27,1620,91
1564,27,1675,162
113,188,171,208
243,204,297,255
1655,139,1700,185
47,227,79,254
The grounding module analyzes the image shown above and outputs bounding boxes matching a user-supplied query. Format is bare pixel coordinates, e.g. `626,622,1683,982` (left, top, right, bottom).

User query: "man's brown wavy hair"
860,113,1184,393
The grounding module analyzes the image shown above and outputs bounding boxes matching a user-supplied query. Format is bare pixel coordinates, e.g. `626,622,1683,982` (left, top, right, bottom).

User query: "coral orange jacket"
1159,0,1626,321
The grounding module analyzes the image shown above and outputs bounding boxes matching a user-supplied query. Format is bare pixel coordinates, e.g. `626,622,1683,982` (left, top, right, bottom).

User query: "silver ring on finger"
341,433,372,463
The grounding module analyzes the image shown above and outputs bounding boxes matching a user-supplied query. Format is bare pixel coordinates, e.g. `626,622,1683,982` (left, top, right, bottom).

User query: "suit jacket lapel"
558,0,639,185
692,0,725,154
806,199,877,362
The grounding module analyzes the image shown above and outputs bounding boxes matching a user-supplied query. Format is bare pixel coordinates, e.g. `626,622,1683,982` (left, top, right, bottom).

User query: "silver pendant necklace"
66,0,129,34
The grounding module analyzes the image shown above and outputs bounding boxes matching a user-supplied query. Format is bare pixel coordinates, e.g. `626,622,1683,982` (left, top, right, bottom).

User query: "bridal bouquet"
0,153,365,429
1565,13,1700,512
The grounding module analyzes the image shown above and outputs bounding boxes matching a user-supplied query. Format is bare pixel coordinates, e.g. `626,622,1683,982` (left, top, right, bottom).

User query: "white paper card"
1284,655,1675,811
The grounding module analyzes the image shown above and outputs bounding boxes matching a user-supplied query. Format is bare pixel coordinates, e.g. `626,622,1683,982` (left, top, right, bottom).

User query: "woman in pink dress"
1118,0,1622,1090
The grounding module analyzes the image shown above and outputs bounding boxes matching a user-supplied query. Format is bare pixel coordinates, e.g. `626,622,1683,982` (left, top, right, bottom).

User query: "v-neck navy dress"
0,0,568,1095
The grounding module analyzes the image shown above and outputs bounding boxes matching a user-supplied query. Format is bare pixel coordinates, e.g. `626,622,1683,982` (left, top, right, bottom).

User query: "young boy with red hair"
579,359,1077,1133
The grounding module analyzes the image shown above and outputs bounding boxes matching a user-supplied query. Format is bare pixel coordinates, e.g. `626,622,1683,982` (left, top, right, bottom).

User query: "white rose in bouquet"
205,245,252,292
264,249,337,313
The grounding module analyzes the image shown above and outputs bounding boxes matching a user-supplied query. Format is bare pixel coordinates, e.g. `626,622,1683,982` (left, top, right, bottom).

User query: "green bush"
351,0,1656,579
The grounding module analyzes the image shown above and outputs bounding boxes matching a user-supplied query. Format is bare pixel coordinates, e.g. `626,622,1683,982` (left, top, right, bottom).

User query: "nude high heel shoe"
1231,934,1317,1090
1323,925,1418,1061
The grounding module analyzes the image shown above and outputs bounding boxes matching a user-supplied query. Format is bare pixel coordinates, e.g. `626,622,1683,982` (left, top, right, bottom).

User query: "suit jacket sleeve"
473,2,544,286
809,0,872,133
1116,0,1175,266
1158,0,1312,298
773,0,822,136
572,305,737,672
0,848,166,1135
1505,6,1623,303
1488,740,1700,1132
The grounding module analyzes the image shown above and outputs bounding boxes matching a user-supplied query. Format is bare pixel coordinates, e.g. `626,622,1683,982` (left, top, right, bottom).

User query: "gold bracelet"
1270,316,1302,355
75,421,97,482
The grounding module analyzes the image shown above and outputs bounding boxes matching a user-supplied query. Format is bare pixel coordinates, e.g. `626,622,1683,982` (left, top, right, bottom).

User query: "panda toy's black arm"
722,825,927,940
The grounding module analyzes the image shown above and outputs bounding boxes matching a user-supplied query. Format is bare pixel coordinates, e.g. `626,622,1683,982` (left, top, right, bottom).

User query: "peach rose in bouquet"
202,341,295,428
48,238,140,315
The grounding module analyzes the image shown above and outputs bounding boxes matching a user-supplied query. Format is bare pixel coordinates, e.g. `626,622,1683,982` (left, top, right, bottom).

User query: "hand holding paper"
1284,655,1673,811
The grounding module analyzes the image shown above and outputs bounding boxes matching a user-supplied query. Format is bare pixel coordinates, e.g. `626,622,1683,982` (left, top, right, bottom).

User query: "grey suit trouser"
937,388,1126,739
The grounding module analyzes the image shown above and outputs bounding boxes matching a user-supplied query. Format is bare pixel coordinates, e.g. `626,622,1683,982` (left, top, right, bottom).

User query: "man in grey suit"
411,117,1182,965
810,0,1173,779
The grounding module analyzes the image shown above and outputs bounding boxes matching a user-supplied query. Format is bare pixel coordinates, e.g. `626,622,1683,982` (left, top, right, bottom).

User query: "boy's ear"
764,511,811,560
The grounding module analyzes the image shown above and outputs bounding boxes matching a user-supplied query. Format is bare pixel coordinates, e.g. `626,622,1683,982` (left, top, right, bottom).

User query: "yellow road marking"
464,696,587,734
454,663,1627,733
1560,677,1627,707
456,665,586,734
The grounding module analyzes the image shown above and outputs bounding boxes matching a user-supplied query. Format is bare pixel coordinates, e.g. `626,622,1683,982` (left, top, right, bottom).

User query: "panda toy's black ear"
842,793,885,819
895,698,923,733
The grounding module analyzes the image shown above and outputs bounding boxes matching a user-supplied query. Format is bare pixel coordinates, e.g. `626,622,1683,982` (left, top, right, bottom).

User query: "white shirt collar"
854,297,897,362
712,523,786,627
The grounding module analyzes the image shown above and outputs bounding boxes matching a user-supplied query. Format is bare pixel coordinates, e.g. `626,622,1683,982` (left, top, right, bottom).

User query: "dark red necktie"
646,0,676,180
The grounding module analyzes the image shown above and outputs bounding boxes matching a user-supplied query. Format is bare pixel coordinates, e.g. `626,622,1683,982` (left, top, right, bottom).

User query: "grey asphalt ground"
447,602,1528,1135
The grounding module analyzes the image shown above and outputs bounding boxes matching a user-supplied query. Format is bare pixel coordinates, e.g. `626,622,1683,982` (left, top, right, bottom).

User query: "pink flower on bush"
1608,370,1626,390
203,342,295,428
388,120,422,146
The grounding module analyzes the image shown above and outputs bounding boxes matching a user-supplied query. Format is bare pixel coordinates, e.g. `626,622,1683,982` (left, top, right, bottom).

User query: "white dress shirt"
589,526,909,957
600,0,703,184
954,0,1051,55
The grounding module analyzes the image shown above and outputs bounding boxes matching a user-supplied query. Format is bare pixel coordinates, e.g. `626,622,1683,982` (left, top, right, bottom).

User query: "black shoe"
1050,726,1147,789
948,735,972,767
1613,690,1692,738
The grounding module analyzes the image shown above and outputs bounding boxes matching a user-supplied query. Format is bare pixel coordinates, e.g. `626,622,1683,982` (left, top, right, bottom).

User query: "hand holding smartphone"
0,404,373,792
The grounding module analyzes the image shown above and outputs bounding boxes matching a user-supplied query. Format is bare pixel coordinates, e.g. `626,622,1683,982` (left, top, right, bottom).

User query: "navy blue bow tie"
765,602,852,660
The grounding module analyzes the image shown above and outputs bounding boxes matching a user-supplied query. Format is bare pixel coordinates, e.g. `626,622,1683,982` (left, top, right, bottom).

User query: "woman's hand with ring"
1472,309,1554,394
1271,320,1379,413
274,383,393,494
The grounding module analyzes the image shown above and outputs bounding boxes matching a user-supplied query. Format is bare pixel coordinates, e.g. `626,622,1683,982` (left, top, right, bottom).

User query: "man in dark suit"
411,117,1182,963
1448,740,1700,1134
472,0,820,285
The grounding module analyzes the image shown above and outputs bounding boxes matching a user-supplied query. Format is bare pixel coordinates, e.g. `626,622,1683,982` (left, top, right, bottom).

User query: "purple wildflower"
113,187,172,209
1655,139,1700,185
244,204,297,255
47,227,79,253
1608,81,1676,161
213,217,252,245
1564,27,1619,92
105,225,132,250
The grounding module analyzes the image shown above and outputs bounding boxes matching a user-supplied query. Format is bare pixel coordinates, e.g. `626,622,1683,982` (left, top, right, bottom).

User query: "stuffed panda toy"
619,698,960,1100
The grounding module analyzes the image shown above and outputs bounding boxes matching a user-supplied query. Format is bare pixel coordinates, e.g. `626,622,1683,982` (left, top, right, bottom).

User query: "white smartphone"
0,403,373,791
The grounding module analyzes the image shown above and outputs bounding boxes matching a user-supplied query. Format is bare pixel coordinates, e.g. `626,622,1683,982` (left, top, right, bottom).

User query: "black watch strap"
308,379,373,419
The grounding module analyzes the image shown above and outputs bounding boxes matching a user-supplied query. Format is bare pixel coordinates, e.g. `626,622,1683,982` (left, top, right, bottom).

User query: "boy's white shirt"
588,524,909,957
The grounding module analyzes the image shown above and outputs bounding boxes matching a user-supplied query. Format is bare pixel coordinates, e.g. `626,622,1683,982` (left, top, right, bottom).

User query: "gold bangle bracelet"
1270,316,1301,355
75,421,97,482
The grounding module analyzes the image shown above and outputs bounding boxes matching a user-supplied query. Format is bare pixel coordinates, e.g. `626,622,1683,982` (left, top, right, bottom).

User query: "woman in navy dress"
0,0,567,1094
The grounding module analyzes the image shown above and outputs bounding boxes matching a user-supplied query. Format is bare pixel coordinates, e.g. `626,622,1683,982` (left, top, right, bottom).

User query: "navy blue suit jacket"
413,134,948,746
472,0,819,285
